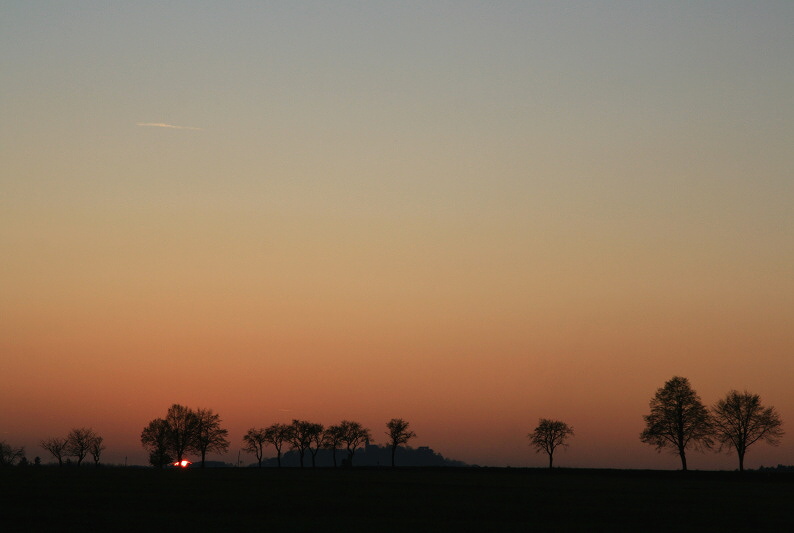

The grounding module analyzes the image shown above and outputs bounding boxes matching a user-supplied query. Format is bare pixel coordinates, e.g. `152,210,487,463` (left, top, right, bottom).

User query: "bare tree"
264,423,292,468
40,437,69,466
89,435,105,466
339,420,371,466
640,376,713,471
528,419,574,469
712,390,784,472
303,423,325,468
0,441,25,467
194,408,230,468
288,420,314,468
323,424,345,468
386,418,416,468
67,428,97,467
141,418,173,467
242,428,268,467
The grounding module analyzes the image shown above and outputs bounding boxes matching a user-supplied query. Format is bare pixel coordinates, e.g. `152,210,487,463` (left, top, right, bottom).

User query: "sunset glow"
2,1,793,470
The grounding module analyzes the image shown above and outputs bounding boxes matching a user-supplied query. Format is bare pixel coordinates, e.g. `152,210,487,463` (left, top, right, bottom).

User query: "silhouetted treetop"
528,419,574,469
640,376,713,471
0,441,25,467
386,418,416,467
712,390,784,472
140,404,229,467
40,437,69,467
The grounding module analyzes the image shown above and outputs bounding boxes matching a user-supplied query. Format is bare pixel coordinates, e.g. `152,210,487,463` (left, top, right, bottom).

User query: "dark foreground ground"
1,466,792,532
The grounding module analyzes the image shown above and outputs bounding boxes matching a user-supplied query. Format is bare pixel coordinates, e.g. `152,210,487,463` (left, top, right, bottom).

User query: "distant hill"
253,443,466,468
757,464,794,472
199,460,236,468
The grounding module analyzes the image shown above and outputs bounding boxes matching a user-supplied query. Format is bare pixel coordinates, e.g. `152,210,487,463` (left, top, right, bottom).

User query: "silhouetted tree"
528,419,574,469
386,418,416,467
89,435,105,466
141,404,228,465
141,418,173,468
712,390,784,472
288,420,314,468
339,420,371,466
264,423,292,468
323,424,345,468
242,428,268,467
300,422,324,468
640,376,713,471
164,404,200,462
40,437,69,466
66,428,97,467
194,408,230,468
0,441,25,467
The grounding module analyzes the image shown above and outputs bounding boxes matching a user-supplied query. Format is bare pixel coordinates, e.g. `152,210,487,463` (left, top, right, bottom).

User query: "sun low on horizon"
2,1,793,470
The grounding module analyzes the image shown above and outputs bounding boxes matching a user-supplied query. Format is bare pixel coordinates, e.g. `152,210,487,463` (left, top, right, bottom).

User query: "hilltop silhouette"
252,442,465,468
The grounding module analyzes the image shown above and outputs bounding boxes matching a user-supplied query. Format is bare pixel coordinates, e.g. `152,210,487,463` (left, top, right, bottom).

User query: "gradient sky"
2,1,793,469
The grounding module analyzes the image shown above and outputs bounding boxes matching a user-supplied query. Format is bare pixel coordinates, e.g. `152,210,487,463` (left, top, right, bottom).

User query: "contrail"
136,122,203,131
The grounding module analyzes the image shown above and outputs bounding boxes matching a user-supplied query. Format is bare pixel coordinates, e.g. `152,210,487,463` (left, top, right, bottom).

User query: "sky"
2,1,793,469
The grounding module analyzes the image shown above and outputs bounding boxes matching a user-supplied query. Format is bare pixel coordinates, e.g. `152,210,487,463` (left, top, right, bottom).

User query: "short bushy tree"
528,419,574,469
0,441,25,467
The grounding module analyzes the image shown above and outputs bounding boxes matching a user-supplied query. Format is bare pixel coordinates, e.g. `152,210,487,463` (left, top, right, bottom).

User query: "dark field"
2,467,792,531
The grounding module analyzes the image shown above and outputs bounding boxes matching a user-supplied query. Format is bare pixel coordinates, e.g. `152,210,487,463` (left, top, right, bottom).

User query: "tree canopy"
712,390,784,472
386,418,417,467
528,419,574,469
141,404,229,467
640,376,713,471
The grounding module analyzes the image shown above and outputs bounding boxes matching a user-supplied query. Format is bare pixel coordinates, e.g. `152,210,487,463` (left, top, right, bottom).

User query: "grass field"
2,467,792,531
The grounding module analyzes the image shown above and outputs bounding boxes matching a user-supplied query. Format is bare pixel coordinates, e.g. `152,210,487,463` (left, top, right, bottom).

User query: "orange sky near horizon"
2,1,793,469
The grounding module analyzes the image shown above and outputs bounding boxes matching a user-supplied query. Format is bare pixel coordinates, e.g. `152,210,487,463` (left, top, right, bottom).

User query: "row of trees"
640,376,784,471
139,404,418,468
40,428,105,467
16,378,782,471
242,418,416,468
526,377,785,472
140,404,230,467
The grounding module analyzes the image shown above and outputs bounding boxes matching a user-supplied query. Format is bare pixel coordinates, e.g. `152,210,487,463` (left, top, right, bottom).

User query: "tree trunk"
548,453,553,470
332,449,337,468
677,428,687,471
276,451,282,468
201,450,207,468
738,452,745,473
391,445,396,468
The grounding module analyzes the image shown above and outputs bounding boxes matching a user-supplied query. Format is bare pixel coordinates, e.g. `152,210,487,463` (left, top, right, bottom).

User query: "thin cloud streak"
136,122,203,131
